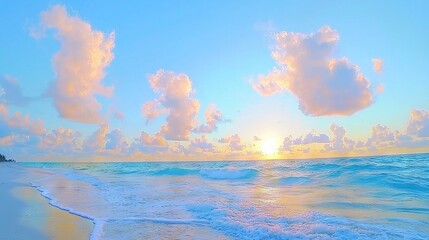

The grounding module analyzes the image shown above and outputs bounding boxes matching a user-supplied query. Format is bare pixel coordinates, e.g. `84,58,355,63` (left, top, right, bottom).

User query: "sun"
261,139,278,156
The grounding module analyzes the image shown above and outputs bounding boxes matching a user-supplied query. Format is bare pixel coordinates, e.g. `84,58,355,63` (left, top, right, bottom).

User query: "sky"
1,1,428,161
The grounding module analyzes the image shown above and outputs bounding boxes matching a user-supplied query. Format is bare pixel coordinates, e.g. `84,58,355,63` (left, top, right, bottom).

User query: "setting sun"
261,139,278,156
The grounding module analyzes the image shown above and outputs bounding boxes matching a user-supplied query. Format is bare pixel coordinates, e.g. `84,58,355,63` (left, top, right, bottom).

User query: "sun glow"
261,139,278,156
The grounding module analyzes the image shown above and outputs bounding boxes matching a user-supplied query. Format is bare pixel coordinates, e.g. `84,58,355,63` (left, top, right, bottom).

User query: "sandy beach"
0,163,93,240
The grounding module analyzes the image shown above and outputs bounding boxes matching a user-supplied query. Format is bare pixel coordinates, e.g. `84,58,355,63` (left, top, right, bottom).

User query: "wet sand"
0,163,93,240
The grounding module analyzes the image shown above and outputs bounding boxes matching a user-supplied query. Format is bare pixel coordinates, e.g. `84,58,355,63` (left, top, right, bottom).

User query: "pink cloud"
376,83,384,94
138,131,167,146
0,103,45,137
144,70,200,140
84,124,109,152
141,100,168,123
253,26,373,116
39,5,115,123
372,58,383,73
407,109,429,137
190,135,214,151
38,128,81,153
194,103,224,133
218,134,244,151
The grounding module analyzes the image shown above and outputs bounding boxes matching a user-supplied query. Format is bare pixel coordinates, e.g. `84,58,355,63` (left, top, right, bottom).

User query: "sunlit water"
22,153,429,239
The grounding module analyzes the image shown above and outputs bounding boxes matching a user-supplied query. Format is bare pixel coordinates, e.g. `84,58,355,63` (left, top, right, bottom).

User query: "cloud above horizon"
143,70,200,141
38,5,115,123
194,104,224,134
253,26,373,116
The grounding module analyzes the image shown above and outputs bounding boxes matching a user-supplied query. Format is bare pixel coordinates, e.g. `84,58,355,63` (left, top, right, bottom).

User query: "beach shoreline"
0,163,93,240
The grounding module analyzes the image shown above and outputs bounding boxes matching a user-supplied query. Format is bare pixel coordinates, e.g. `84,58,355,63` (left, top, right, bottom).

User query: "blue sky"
1,1,428,161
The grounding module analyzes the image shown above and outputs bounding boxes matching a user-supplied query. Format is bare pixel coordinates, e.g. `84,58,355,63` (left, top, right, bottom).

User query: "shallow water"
22,153,429,239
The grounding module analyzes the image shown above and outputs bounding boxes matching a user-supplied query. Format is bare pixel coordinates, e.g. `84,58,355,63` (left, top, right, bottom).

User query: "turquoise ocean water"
22,153,429,239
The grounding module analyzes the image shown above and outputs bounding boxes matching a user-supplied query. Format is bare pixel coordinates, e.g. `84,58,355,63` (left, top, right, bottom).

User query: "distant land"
0,153,15,162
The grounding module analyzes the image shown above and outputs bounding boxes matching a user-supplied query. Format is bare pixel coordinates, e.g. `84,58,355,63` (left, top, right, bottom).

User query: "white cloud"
253,26,373,116
38,5,115,123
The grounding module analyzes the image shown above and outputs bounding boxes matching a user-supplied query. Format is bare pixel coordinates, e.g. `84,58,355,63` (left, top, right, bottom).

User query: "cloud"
253,26,373,116
280,136,294,152
0,76,29,106
365,124,395,150
376,83,384,94
218,134,244,151
138,131,167,146
38,5,115,123
190,135,214,151
83,124,109,152
0,103,45,137
105,129,128,153
280,132,329,152
194,103,224,133
143,70,200,140
296,132,330,145
407,109,429,137
129,131,168,154
324,124,355,152
0,135,29,146
372,58,383,73
141,100,168,123
38,128,81,153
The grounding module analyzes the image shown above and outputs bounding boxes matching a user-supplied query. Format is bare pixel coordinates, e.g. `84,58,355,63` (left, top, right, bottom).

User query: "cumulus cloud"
324,124,355,151
39,128,81,153
143,70,200,140
0,103,45,137
141,100,168,123
138,131,167,146
407,109,429,137
253,26,373,116
194,103,224,133
296,132,330,145
218,134,245,151
372,58,383,73
105,129,128,153
83,124,109,152
365,124,395,150
280,132,329,152
38,5,115,123
0,76,29,106
190,135,214,151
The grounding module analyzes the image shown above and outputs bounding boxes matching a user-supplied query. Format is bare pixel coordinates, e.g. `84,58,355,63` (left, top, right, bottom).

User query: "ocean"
22,153,429,239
